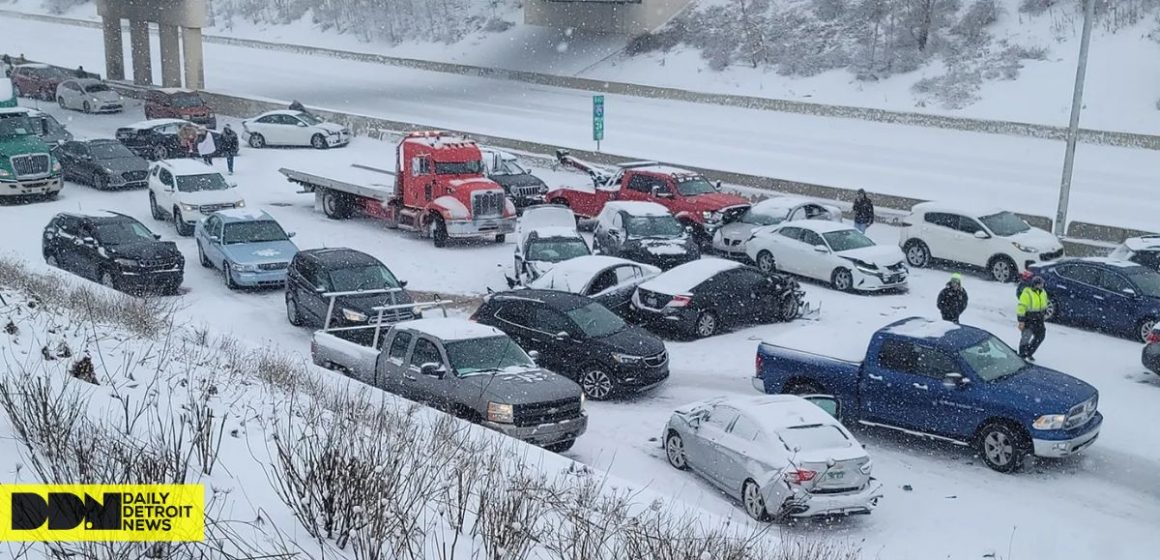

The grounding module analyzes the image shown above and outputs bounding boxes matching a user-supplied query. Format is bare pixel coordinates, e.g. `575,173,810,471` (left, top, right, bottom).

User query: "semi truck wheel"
430,216,449,248
321,190,353,219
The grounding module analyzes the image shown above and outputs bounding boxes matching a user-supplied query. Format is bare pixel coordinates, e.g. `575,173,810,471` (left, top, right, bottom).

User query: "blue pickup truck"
753,317,1102,472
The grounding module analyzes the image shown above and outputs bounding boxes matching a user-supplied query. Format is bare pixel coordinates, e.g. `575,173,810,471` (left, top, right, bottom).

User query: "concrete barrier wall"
3,8,1158,151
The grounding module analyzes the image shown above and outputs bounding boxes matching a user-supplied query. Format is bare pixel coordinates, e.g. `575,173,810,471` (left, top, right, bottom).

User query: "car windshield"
526,238,590,262
445,336,535,376
675,176,717,196
979,212,1031,236
565,302,626,338
32,67,69,79
0,117,37,138
493,158,528,175
434,160,483,175
958,335,1026,381
775,424,852,452
222,220,288,245
823,229,876,252
1125,268,1160,297
327,264,400,292
741,207,787,226
84,83,111,93
175,173,230,193
93,221,154,245
170,94,205,108
625,215,684,238
90,142,135,159
295,112,323,125
41,115,67,136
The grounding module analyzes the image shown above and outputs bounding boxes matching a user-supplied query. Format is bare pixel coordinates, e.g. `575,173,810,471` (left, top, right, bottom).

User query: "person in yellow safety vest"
1017,276,1049,361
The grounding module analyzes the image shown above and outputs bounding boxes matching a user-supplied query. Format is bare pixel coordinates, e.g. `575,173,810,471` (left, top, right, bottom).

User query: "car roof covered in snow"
751,196,833,215
211,209,275,223
527,255,660,293
1124,235,1160,252
490,289,594,312
783,219,855,234
602,201,672,217
395,318,505,341
764,317,986,361
625,163,700,177
910,201,1007,218
123,118,189,130
638,257,742,295
298,247,382,268
525,226,583,241
727,395,841,431
252,109,311,119
69,78,104,87
56,209,131,222
156,158,221,176
157,87,196,94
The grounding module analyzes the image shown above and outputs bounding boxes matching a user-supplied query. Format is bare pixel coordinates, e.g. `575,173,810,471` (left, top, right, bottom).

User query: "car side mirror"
420,362,446,379
296,122,307,127
607,228,620,238
528,350,541,363
974,230,990,239
399,280,408,288
228,181,238,188
943,372,970,389
208,234,220,243
82,236,96,246
814,244,829,253
554,331,571,341
152,233,161,240
650,186,672,199
287,231,297,238
803,395,840,419
714,181,722,191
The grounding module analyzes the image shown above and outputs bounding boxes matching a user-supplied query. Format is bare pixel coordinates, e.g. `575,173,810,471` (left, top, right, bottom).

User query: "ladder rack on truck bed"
319,287,455,349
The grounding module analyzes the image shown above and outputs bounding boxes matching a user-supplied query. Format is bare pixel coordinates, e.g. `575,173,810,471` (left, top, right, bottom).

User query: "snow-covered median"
0,257,858,559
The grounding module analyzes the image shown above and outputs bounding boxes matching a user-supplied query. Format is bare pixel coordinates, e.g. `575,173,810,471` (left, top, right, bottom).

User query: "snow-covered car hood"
1006,228,1063,252
177,190,243,206
715,222,760,243
460,367,581,405
636,238,691,255
837,245,906,267
219,239,298,265
90,90,121,103
315,122,346,134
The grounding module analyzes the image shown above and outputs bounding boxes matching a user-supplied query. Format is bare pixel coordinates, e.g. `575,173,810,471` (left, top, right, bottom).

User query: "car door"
73,222,103,281
685,404,740,489
55,142,81,181
796,228,833,280
202,215,226,268
921,212,960,261
155,168,177,210
494,301,573,374
70,142,97,183
400,336,448,405
716,413,763,494
766,226,805,275
285,114,312,145
953,215,992,267
1051,264,1101,325
47,215,80,272
301,261,333,326
731,267,780,323
1095,268,1139,334
620,173,654,203
374,330,413,392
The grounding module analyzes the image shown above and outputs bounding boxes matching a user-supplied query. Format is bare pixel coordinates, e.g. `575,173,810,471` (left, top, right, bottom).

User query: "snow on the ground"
3,15,1158,234
1,106,1158,559
6,0,1159,133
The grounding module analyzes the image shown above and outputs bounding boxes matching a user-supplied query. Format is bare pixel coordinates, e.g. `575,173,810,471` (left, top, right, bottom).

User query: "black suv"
42,211,184,294
471,289,668,400
55,139,149,190
285,248,416,333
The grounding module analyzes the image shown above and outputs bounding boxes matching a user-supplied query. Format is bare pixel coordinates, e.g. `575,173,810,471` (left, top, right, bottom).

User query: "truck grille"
472,191,505,218
512,185,543,197
11,154,51,177
643,350,668,367
513,397,582,428
258,262,289,271
199,203,234,214
139,257,179,270
1065,396,1097,429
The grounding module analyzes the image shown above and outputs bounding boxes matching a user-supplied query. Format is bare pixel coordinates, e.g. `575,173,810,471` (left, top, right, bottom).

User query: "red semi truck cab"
389,131,515,246
546,151,749,245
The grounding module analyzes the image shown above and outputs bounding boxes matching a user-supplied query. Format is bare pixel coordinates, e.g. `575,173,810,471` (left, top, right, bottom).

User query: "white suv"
147,159,245,236
899,202,1064,282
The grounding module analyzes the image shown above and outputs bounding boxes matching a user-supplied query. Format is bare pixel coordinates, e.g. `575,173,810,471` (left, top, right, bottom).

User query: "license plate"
827,470,846,480
647,297,658,307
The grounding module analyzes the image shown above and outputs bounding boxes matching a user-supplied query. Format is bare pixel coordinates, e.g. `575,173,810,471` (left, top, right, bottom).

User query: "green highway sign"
593,95,604,143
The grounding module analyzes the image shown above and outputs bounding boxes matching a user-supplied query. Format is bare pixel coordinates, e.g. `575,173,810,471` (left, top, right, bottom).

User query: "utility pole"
1055,0,1096,237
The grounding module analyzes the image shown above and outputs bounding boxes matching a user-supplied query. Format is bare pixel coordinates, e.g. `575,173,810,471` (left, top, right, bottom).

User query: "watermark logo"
0,484,204,542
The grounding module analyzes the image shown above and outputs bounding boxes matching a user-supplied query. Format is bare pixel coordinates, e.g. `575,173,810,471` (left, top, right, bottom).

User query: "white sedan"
662,395,883,521
241,110,350,149
713,196,841,257
746,220,907,292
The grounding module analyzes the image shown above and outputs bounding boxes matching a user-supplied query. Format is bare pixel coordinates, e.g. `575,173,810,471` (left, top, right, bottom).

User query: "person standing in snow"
220,124,239,175
197,129,216,166
937,273,968,323
289,99,306,112
1016,276,1049,361
853,189,874,234
74,65,86,78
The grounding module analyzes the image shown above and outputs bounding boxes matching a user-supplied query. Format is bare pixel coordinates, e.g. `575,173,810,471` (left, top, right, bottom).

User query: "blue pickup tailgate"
754,342,863,401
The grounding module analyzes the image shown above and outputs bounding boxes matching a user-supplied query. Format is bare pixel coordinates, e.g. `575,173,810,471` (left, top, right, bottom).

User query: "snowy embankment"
0,259,857,560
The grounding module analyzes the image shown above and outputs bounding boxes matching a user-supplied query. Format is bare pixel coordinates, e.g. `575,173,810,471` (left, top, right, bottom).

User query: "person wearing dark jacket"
74,65,86,78
220,124,239,175
853,189,874,234
289,100,306,112
938,273,968,323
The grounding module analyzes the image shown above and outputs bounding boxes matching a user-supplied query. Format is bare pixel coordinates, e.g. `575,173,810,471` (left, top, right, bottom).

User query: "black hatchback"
55,139,149,189
471,289,669,400
42,211,184,295
285,248,416,333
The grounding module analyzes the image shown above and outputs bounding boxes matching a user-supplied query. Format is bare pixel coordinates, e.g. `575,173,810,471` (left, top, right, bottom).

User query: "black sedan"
472,289,669,400
115,119,226,161
630,257,803,338
55,139,149,189
1144,324,1160,375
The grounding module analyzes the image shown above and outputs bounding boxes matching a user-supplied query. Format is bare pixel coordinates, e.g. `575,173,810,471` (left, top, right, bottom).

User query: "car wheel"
311,134,327,149
45,253,59,268
775,292,800,322
223,267,237,290
742,479,770,522
152,145,168,161
1138,318,1157,343
831,268,854,292
57,96,66,109
904,240,930,268
430,216,449,248
694,311,718,338
755,250,776,274
1044,300,1058,322
83,101,91,114
149,192,164,220
989,256,1017,283
197,243,212,268
99,270,118,291
93,174,108,191
579,367,614,400
784,380,825,395
286,294,304,327
174,209,193,237
545,439,575,453
248,133,266,149
978,422,1028,473
321,189,353,220
664,431,689,470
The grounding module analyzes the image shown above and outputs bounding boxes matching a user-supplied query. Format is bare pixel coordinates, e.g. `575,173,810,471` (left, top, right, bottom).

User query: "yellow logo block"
0,484,204,542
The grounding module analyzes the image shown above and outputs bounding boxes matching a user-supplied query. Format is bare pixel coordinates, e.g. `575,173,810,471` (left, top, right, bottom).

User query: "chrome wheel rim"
1045,301,1056,321
992,261,1013,282
580,370,613,399
286,298,298,324
834,270,852,291
743,482,765,519
312,135,325,149
757,252,774,273
1141,320,1156,343
665,435,686,468
697,313,716,337
984,431,1013,466
906,245,927,266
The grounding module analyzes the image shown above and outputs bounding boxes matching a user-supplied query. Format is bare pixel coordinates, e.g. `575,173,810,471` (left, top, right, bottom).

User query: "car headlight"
234,200,245,208
1013,242,1038,253
702,211,722,222
180,202,199,211
847,259,878,273
114,258,138,267
611,352,643,364
0,169,11,177
341,308,368,322
580,393,586,410
92,97,99,103
231,262,258,272
51,160,61,172
1032,414,1066,430
487,402,514,424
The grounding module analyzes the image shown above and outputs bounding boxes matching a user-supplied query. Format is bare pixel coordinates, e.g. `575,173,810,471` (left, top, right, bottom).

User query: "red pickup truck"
546,151,749,245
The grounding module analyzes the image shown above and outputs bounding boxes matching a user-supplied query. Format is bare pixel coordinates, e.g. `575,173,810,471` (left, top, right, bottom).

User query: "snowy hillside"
3,0,1158,130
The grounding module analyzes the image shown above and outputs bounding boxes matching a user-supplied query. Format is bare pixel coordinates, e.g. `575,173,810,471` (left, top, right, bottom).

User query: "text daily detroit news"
1,484,204,541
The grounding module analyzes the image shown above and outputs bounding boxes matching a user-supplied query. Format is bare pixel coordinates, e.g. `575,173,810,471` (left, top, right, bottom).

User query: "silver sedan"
661,394,882,521
55,78,123,113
